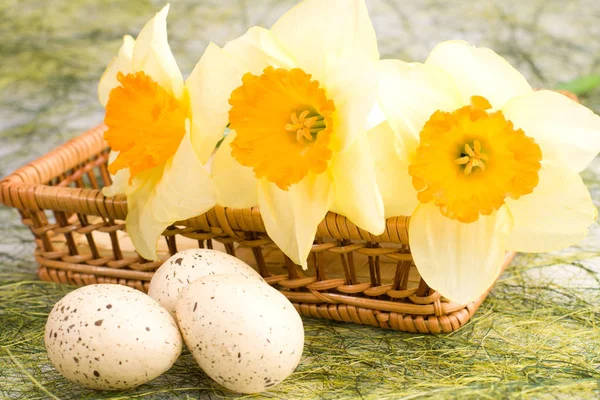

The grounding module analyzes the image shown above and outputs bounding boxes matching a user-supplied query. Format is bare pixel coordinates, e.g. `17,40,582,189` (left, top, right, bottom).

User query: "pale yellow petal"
323,58,378,151
426,40,532,108
102,151,130,197
409,203,513,304
366,103,385,131
258,173,334,269
102,176,128,197
152,129,217,223
378,59,461,155
98,35,134,107
211,132,259,209
330,133,384,235
126,179,166,261
505,161,597,252
132,4,184,99
271,0,378,75
367,122,419,218
101,150,145,197
186,43,245,163
502,90,600,173
223,26,295,75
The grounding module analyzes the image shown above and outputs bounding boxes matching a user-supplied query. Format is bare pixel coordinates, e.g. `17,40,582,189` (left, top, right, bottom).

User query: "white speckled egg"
148,249,265,317
44,284,182,390
176,274,304,393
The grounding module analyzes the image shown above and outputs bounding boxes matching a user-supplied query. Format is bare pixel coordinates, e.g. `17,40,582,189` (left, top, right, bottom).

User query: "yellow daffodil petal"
366,103,385,131
258,173,334,269
409,203,513,304
131,4,184,99
102,150,135,197
223,26,295,75
102,175,128,197
323,58,378,151
125,178,165,261
367,122,419,218
426,40,532,108
271,0,378,75
505,161,597,253
186,43,245,163
211,131,259,209
98,35,134,107
378,59,461,156
152,128,217,223
330,133,384,235
502,90,600,174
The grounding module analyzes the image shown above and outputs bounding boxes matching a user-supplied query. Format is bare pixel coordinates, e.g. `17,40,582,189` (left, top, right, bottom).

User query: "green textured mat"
2,0,600,398
2,249,600,399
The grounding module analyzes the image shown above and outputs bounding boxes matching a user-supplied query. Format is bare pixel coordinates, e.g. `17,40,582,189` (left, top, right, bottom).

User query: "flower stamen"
285,109,325,143
455,140,489,176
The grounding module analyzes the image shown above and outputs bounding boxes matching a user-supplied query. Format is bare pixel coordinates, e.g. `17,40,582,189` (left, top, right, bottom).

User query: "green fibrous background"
1,0,600,399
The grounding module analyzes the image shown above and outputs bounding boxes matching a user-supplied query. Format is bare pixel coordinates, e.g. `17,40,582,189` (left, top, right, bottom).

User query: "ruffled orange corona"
409,95,542,223
104,71,187,181
228,67,335,190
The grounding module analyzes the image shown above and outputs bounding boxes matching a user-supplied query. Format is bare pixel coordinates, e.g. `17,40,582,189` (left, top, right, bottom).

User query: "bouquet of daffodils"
99,0,600,305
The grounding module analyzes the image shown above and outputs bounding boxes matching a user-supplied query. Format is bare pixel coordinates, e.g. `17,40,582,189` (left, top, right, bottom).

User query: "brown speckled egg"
44,284,182,390
176,274,304,394
148,249,265,317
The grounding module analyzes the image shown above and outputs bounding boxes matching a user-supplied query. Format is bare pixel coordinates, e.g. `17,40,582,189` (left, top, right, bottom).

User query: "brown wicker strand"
0,125,516,334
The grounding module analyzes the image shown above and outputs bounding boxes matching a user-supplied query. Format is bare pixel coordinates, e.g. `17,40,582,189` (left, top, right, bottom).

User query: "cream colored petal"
505,161,597,252
211,131,259,209
102,151,131,197
271,0,378,75
324,58,378,151
258,173,335,269
502,90,600,173
378,59,461,155
425,40,532,108
186,43,245,164
330,133,384,235
367,122,419,218
409,203,513,304
223,26,295,75
152,129,217,223
132,4,184,99
102,174,129,197
126,178,166,261
98,35,134,107
366,103,385,131
101,150,146,197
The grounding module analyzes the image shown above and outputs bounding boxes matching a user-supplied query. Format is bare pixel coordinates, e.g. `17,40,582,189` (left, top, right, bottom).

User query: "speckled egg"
148,249,265,317
44,284,182,390
176,274,304,393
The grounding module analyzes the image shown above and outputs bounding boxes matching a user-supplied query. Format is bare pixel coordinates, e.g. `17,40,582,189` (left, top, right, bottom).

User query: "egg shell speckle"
176,274,304,394
148,249,265,317
44,284,182,390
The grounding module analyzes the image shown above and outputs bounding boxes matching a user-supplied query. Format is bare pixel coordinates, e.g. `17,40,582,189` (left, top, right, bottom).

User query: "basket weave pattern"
0,125,512,333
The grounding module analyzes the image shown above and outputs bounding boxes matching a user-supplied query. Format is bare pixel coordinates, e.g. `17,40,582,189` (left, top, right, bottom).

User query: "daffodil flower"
99,5,218,260
198,0,385,267
371,40,600,304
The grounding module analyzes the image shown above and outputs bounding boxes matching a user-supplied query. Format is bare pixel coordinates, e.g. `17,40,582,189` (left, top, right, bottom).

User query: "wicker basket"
0,125,514,333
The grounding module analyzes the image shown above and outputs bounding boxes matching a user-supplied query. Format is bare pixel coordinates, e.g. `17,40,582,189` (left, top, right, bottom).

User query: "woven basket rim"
1,124,514,333
0,124,410,244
